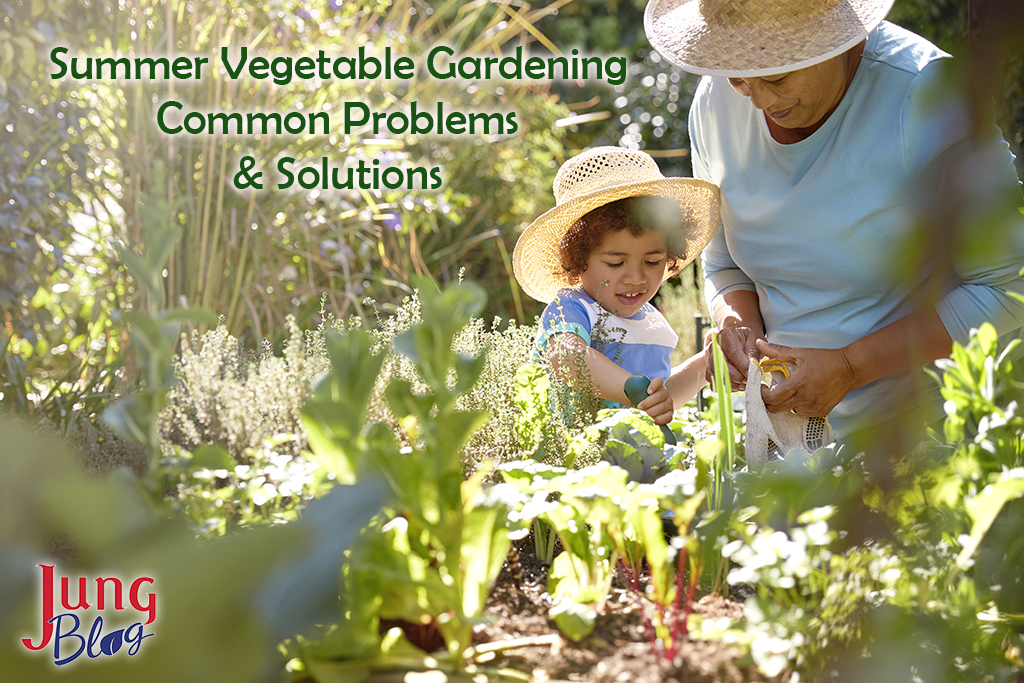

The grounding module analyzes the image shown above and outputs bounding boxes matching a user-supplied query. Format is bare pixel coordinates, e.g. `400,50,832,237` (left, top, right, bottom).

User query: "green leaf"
391,328,420,365
604,438,643,482
957,474,1024,570
976,322,998,356
547,551,584,600
451,350,488,397
383,378,435,422
710,331,736,506
0,418,308,683
395,282,487,393
461,504,511,617
102,391,166,451
257,482,385,642
499,460,566,491
590,407,663,448
305,660,372,683
301,407,360,485
115,244,164,305
102,395,150,445
513,362,552,455
317,329,385,412
549,598,596,642
191,444,235,470
425,280,486,324
633,503,673,605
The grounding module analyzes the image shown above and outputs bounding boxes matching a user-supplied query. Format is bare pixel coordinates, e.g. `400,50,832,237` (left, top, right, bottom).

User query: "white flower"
251,483,277,506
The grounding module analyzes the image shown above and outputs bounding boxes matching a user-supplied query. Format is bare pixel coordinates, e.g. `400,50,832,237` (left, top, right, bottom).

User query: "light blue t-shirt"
690,21,1024,437
536,287,679,408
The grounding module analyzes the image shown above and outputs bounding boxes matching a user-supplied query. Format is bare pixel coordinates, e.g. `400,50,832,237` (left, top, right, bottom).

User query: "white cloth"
744,360,834,471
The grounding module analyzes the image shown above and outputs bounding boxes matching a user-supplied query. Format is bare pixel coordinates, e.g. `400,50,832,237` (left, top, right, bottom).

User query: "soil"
473,540,771,683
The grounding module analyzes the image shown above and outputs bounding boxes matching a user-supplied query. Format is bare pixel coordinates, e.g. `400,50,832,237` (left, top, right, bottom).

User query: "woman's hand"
703,326,766,391
756,339,856,417
637,376,674,425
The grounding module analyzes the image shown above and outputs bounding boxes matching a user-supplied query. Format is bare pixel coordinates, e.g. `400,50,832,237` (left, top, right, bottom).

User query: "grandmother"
644,0,1024,441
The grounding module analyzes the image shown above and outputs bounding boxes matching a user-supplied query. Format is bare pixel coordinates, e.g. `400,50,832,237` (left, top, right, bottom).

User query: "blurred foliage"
530,0,699,179
1,0,129,427
888,0,1023,168
0,414,384,683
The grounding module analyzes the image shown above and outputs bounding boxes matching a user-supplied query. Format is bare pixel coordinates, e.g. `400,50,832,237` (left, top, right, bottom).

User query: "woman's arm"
756,307,953,417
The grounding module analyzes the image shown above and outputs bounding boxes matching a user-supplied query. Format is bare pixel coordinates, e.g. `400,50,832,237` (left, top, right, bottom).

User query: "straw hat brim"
644,0,895,78
513,177,720,304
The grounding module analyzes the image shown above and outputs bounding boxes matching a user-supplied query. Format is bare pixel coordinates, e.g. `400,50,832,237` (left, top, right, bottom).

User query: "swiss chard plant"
293,281,517,680
500,459,711,651
502,461,624,641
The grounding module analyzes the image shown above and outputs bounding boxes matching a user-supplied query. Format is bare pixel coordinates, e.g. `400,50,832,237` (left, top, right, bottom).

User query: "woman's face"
726,53,850,130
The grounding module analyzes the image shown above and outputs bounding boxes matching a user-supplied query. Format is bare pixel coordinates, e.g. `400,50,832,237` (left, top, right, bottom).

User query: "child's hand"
637,376,674,425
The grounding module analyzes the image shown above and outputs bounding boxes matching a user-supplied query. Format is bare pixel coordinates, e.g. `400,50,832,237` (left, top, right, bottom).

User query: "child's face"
580,229,668,317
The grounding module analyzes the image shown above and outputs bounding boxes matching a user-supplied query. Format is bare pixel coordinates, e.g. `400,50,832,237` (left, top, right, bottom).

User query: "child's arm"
665,351,708,407
544,332,674,425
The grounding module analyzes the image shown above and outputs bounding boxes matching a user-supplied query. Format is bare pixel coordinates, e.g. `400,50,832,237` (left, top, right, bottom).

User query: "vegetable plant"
293,281,516,680
500,459,710,652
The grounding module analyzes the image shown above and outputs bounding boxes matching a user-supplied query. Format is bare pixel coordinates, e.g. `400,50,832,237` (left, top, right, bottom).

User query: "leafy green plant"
161,435,332,537
500,459,710,652
500,460,623,640
927,322,1024,634
292,281,516,680
621,468,708,660
589,408,683,483
703,323,1024,681
512,362,557,461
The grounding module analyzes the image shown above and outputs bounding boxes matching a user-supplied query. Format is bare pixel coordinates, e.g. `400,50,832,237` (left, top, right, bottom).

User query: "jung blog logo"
21,564,156,665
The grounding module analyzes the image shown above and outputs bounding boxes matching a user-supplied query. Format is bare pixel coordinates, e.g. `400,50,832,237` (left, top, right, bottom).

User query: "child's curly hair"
558,196,689,284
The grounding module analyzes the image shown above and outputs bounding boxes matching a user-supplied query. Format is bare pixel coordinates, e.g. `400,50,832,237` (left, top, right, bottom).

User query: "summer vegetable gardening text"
50,45,628,191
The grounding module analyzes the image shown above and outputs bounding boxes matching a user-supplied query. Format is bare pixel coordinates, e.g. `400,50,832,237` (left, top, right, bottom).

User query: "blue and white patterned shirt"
535,287,678,408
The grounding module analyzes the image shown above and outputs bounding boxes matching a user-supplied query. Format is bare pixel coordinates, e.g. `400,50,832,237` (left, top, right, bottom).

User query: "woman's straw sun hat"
644,0,896,77
513,146,720,304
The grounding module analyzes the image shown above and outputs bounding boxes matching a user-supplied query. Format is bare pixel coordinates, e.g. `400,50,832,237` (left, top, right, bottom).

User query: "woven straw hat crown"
513,147,720,303
645,0,895,77
553,146,665,205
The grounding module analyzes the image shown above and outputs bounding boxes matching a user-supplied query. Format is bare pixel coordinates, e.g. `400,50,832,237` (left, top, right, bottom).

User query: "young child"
512,146,721,425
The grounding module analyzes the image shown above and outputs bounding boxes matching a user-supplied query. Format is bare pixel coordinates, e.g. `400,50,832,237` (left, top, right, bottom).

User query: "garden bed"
472,542,766,683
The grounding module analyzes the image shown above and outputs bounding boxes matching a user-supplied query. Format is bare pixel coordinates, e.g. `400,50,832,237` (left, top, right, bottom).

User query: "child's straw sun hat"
644,0,896,78
513,146,720,304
